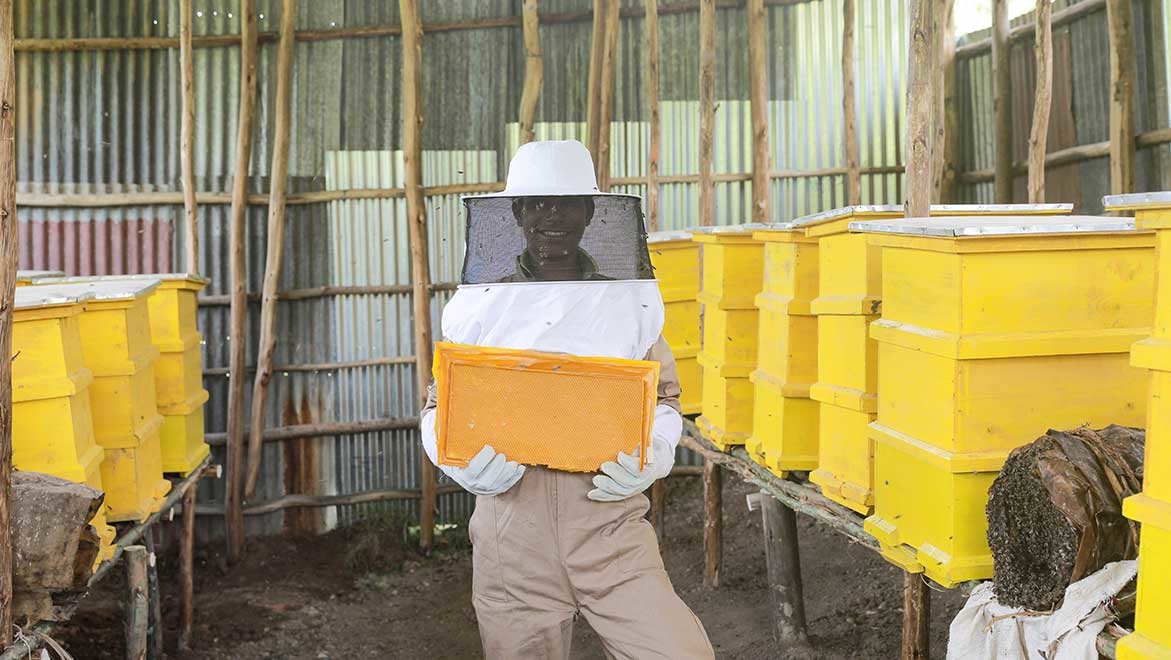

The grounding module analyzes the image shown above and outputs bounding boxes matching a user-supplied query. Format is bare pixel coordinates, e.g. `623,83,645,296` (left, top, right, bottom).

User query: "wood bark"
180,0,198,274
761,495,808,646
518,0,543,145
747,0,771,222
901,573,930,660
245,0,297,500
143,535,163,660
905,0,933,217
586,1,605,157
702,460,722,588
1028,0,1053,203
225,0,259,565
399,0,437,553
1107,0,1136,195
123,546,149,660
644,0,661,231
596,0,620,190
992,0,1013,203
842,0,860,205
178,486,196,651
698,0,716,227
932,0,956,203
0,0,13,644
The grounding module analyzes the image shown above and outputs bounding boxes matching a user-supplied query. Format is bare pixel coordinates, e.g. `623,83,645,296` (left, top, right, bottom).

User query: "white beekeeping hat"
467,140,631,199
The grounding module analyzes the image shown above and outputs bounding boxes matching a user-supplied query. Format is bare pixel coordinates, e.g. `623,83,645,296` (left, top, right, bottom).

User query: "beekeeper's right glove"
420,410,526,496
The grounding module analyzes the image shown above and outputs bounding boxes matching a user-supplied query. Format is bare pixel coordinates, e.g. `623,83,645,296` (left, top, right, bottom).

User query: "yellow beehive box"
699,306,759,373
693,225,766,311
160,390,212,477
748,370,818,473
697,354,754,450
809,402,876,514
810,314,878,411
1118,494,1171,658
433,343,659,473
649,231,702,415
649,230,700,302
15,270,64,286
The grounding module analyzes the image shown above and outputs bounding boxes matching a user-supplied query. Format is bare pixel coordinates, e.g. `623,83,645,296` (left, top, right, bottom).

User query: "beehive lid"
14,286,89,310
33,279,161,302
16,270,65,281
691,223,770,243
1102,191,1171,211
41,273,208,288
849,215,1135,237
647,229,696,243
792,203,1073,230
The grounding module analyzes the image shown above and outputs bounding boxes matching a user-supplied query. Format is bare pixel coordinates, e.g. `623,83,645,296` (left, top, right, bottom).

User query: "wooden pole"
518,0,543,145
400,0,437,553
932,0,956,203
0,0,13,645
698,0,716,227
1107,0,1135,196
747,0,771,223
177,486,197,651
245,0,297,500
123,546,149,660
649,479,666,541
992,0,1013,203
143,535,163,660
761,494,808,646
225,0,259,565
905,0,933,217
901,573,930,660
1028,0,1053,203
644,0,662,231
702,459,722,588
596,0,620,191
180,0,198,274
842,0,860,205
585,1,605,157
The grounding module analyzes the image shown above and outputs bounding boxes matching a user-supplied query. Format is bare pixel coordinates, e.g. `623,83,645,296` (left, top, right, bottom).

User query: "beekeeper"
420,140,713,659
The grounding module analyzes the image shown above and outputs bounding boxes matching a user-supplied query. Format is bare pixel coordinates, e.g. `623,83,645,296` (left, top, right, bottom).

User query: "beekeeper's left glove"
588,405,681,502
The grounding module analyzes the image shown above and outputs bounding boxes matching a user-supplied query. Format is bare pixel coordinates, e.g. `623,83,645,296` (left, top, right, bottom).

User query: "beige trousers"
468,467,714,660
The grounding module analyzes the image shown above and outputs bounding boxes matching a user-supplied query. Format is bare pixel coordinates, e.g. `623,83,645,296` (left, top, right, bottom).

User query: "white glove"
588,405,681,502
446,444,526,496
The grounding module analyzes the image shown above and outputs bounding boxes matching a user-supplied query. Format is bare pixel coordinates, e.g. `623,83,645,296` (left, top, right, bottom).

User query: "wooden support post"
399,0,437,553
180,0,198,274
905,0,933,217
1107,0,1135,196
143,535,163,660
649,479,666,541
178,486,197,651
901,573,930,660
932,0,956,204
702,459,722,588
761,494,808,647
842,0,860,205
124,546,149,660
644,0,661,231
585,0,605,157
698,0,716,227
992,0,1013,203
518,0,542,145
245,0,297,500
747,0,771,223
596,0,620,191
0,0,13,645
1028,0,1053,203
225,0,259,565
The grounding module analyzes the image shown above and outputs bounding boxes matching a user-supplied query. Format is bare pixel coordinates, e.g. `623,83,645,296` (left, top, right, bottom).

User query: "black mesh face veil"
460,194,656,285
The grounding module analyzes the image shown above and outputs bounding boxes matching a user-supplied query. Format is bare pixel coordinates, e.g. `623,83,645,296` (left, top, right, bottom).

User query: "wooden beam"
901,573,930,660
955,0,1105,59
177,487,196,652
748,0,771,222
702,459,722,588
1107,0,1136,195
1028,0,1053,203
932,0,956,203
399,0,437,554
143,535,163,660
245,0,297,500
842,0,860,205
586,1,605,157
644,0,662,231
518,0,542,145
761,495,809,647
180,0,198,274
0,0,13,645
992,0,1013,203
698,0,716,227
596,0,621,190
124,546,149,660
905,0,933,217
225,0,259,565
205,417,421,447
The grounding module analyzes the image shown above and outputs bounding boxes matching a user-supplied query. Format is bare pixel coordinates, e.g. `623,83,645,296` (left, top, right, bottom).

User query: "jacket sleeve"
645,336,683,414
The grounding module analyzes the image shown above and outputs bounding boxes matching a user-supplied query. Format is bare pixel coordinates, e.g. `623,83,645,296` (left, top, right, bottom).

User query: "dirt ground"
54,476,966,659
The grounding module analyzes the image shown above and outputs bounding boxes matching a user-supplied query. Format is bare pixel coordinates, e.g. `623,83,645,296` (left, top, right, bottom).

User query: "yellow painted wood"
811,232,883,315
155,344,208,411
1138,369,1171,503
699,306,759,376
748,371,818,473
697,356,754,449
755,301,817,385
808,402,875,514
1119,494,1171,657
160,390,212,476
753,227,818,309
649,234,700,303
100,417,172,523
649,235,703,414
677,355,702,416
694,229,765,310
811,314,878,411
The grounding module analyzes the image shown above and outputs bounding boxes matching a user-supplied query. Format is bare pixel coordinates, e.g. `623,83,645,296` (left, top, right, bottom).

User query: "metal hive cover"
14,286,88,310
791,203,1074,228
31,279,161,302
1102,191,1171,210
849,215,1136,237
